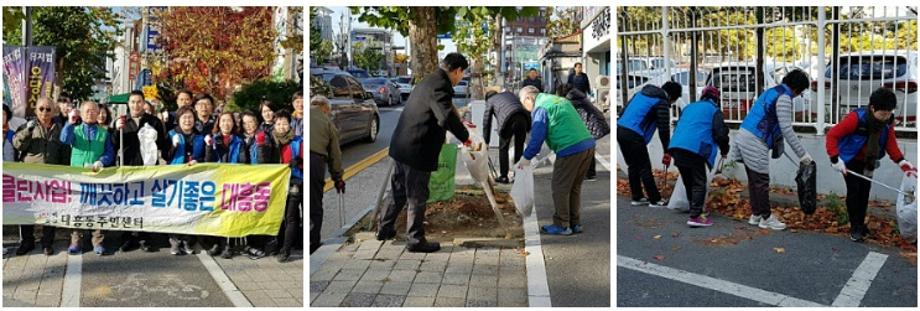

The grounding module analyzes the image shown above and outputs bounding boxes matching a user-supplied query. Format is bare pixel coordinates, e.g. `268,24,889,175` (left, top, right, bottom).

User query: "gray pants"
377,160,431,245
551,148,594,228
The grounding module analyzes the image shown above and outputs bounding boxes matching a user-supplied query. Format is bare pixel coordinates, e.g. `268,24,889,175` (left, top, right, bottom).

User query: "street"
616,195,916,307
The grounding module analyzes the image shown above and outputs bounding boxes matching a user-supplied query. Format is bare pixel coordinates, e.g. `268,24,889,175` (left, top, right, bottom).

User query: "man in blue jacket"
616,81,682,208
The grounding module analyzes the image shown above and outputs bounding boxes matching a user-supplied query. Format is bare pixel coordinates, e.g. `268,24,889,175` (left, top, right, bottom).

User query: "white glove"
26,120,36,129
800,154,813,164
187,160,198,166
92,161,103,172
516,158,531,170
172,135,180,147
115,118,125,130
204,134,213,146
831,159,847,175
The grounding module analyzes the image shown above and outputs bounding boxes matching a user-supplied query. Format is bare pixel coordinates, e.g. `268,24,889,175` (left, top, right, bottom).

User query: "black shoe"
495,176,510,184
849,228,865,242
207,244,222,256
246,246,266,260
15,243,35,256
586,173,597,181
119,241,139,252
220,247,233,259
139,242,155,253
406,241,441,253
309,242,322,254
376,229,396,241
277,250,291,263
42,247,54,256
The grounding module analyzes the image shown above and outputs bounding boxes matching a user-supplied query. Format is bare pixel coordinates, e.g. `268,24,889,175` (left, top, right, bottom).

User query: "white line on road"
832,251,889,307
196,253,253,307
62,253,82,307
524,210,552,307
617,255,825,307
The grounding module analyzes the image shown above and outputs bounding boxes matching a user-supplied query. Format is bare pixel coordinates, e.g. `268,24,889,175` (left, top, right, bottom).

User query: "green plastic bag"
428,144,458,203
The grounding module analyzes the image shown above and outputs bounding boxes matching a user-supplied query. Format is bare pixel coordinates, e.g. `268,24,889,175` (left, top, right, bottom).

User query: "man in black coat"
113,90,169,252
483,89,530,184
378,53,472,253
568,62,591,95
521,68,543,93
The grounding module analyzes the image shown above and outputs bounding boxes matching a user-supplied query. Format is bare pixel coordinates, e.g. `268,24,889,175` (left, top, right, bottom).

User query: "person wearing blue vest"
826,88,914,242
668,86,730,227
732,69,814,231
164,106,207,255
616,81,683,208
516,86,596,235
61,100,116,256
200,111,244,258
266,110,303,262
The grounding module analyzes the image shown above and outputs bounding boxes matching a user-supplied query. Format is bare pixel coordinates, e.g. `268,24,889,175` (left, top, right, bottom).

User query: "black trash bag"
796,160,817,214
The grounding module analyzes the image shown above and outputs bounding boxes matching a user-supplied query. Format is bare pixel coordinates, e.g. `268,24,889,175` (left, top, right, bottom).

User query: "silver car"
362,77,402,107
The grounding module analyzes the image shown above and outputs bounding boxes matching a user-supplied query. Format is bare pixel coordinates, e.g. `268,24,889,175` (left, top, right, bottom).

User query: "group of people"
2,89,305,262
315,52,607,254
618,68,915,242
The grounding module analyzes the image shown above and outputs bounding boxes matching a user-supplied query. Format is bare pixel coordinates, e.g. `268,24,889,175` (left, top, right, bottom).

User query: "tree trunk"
409,8,438,82
490,17,503,88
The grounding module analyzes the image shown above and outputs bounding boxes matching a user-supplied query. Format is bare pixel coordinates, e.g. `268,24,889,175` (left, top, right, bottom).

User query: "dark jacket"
483,91,530,144
566,89,610,140
568,72,591,94
521,77,544,93
113,113,169,166
240,131,271,164
12,122,67,165
389,69,470,172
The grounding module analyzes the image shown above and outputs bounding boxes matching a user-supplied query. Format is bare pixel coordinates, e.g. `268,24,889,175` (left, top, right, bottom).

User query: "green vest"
71,124,107,167
535,93,593,152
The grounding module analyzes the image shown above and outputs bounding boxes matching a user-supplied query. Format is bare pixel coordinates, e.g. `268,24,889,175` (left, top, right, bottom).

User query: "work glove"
462,139,473,147
800,154,813,165
662,153,672,166
172,134,181,147
68,110,81,124
115,116,126,130
831,158,847,175
92,161,103,172
899,160,916,177
204,134,213,146
463,120,476,129
26,120,37,130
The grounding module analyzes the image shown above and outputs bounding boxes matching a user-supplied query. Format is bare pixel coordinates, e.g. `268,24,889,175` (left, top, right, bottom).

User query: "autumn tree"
155,7,276,100
351,7,449,82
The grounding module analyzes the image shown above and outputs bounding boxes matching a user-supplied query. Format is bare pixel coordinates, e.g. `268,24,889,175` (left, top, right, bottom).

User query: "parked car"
812,51,917,126
362,77,402,107
392,76,414,102
347,68,371,81
310,71,380,144
453,77,471,106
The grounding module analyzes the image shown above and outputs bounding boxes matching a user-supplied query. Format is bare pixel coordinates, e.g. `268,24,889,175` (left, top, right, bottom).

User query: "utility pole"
23,7,33,46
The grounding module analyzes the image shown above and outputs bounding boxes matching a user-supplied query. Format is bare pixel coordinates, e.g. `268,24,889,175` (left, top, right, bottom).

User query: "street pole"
23,7,32,46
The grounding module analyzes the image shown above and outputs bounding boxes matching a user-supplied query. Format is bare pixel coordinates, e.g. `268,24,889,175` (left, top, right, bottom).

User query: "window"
541,29,546,34
528,28,534,34
329,76,351,98
516,27,523,33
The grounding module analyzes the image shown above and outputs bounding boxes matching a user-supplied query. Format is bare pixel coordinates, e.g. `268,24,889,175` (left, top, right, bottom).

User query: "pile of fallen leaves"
617,171,917,254
393,187,523,239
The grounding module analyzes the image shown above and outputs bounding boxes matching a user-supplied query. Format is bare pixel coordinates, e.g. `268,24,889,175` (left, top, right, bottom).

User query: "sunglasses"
37,107,52,112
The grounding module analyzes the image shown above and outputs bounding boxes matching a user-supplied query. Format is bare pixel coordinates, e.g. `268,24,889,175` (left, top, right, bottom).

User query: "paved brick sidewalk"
2,243,68,307
214,250,304,307
310,238,528,307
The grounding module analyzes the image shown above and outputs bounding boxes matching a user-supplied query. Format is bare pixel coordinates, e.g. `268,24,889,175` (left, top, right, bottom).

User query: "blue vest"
669,99,719,166
212,135,243,163
740,85,792,149
168,130,206,165
290,136,303,181
838,107,890,164
617,92,664,144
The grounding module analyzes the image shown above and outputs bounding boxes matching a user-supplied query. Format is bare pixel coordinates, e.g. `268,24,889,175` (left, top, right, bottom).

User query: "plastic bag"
668,165,719,211
510,164,535,217
460,141,490,184
137,124,159,166
427,144,458,203
896,174,917,242
795,160,817,215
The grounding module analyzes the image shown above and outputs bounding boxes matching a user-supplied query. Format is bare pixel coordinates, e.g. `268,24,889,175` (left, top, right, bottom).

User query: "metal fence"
616,6,918,133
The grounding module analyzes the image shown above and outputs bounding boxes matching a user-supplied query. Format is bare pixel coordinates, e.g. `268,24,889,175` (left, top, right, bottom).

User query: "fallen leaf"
773,247,785,254
653,235,662,240
653,255,665,261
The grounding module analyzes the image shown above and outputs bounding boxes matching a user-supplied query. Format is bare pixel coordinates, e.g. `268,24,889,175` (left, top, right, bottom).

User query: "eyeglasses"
37,107,52,112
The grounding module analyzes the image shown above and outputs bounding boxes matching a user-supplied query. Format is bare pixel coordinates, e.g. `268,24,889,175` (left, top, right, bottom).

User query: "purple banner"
2,46,27,117
26,46,55,118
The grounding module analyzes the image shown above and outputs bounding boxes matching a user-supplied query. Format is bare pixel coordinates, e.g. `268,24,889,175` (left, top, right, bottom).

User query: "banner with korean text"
2,163,291,237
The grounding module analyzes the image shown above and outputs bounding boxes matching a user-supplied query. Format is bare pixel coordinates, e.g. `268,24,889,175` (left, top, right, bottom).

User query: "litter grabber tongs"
338,192,346,228
846,169,916,200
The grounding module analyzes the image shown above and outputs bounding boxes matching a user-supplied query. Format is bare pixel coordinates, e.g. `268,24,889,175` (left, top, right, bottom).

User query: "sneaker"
406,241,441,253
747,214,763,226
376,229,396,241
170,244,185,256
67,245,81,255
540,224,573,236
687,214,714,227
571,224,584,234
630,198,649,206
495,176,510,184
94,246,108,256
207,244,222,256
649,200,668,208
180,242,194,255
585,174,597,181
221,247,233,259
246,246,266,260
758,215,787,231
139,241,155,253
15,243,34,256
849,229,864,242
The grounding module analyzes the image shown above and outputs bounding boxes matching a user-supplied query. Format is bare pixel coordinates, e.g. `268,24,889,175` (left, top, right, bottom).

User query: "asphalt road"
616,195,916,307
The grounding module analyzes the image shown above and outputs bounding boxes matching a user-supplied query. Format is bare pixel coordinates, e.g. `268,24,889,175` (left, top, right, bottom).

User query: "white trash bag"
138,123,159,166
460,132,490,184
896,174,917,242
668,150,721,211
510,164,535,217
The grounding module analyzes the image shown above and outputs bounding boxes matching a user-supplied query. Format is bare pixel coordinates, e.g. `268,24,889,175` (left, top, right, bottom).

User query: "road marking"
323,147,390,192
524,210,552,307
617,255,825,307
197,253,253,307
832,251,888,307
62,253,82,307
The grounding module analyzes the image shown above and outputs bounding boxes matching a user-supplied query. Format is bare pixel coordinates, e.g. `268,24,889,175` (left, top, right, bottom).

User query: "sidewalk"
310,237,527,307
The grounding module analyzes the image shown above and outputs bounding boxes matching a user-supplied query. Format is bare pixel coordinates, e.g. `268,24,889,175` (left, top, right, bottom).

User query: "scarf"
272,129,294,146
